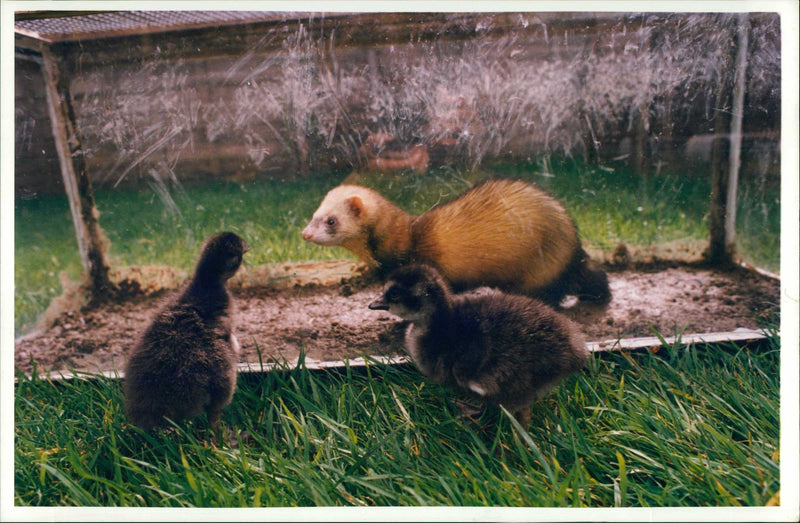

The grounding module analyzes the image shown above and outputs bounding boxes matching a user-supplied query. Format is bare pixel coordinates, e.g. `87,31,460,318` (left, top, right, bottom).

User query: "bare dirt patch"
14,261,779,377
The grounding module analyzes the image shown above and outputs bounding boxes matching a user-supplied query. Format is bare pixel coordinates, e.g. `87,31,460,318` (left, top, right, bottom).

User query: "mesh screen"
15,10,305,42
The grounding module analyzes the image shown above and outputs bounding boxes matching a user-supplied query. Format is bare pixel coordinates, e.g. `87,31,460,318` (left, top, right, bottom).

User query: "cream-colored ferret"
302,179,609,306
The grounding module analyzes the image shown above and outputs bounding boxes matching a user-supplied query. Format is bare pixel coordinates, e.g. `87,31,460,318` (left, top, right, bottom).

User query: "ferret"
123,232,249,431
369,264,589,427
302,178,610,306
359,132,429,174
366,145,429,174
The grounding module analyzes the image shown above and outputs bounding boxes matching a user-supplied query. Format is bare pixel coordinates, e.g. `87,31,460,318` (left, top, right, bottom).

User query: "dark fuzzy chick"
123,232,249,431
369,264,588,427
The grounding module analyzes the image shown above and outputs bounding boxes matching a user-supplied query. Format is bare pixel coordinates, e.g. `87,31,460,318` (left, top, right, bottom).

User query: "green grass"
14,334,780,507
735,177,782,273
13,195,85,335
93,173,348,270
13,161,780,335
13,173,348,334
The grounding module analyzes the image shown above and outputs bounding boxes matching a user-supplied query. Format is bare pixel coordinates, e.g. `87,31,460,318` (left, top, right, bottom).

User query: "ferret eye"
326,217,336,227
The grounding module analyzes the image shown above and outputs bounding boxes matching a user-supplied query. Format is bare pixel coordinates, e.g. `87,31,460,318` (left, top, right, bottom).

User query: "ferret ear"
346,196,364,218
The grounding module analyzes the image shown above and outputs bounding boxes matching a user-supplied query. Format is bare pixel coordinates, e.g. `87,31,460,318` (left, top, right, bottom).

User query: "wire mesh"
15,10,304,42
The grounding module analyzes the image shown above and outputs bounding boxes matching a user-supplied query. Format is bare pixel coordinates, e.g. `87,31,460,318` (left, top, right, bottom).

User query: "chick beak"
242,242,250,254
368,297,390,311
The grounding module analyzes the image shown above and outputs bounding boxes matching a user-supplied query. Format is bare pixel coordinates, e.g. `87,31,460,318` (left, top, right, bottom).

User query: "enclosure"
9,8,792,513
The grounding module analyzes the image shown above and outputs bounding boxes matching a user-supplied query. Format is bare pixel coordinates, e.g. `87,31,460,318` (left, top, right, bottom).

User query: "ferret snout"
301,223,314,241
368,297,390,311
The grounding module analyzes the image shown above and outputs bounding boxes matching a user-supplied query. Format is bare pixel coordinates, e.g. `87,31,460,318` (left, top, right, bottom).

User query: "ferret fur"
369,264,589,427
302,178,610,306
123,232,249,431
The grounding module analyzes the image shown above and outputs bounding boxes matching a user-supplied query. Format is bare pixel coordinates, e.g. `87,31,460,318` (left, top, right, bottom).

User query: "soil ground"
14,260,780,377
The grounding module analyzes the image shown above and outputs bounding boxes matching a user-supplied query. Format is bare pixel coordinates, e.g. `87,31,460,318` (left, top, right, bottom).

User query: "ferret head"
369,264,452,323
301,185,375,247
195,231,249,282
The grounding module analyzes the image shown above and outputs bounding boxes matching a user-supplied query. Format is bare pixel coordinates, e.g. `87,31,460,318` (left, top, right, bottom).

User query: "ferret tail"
532,246,610,306
572,247,611,304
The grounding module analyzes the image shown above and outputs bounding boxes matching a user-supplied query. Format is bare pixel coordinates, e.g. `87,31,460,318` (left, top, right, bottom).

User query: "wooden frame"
16,31,116,301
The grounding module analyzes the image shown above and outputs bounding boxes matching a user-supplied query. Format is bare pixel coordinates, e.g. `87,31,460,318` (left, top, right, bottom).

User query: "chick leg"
206,407,223,433
449,397,485,419
512,406,531,429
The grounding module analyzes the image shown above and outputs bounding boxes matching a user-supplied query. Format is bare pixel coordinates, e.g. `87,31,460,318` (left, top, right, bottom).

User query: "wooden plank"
14,31,46,52
724,14,750,249
14,49,43,64
39,45,116,302
707,28,735,267
47,12,620,70
740,261,780,281
585,327,767,354
20,329,770,383
707,16,751,267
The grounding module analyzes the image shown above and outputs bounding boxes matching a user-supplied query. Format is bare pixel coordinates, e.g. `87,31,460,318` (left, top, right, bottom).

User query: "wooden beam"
14,48,43,65
707,16,750,267
708,131,731,265
44,12,613,70
14,32,46,52
39,45,116,303
706,20,737,266
724,14,750,251
19,328,770,382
